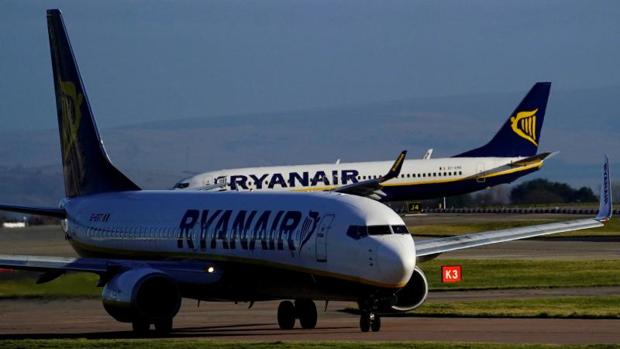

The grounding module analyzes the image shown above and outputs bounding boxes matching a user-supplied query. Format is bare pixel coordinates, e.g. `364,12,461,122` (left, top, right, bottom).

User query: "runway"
0,298,619,344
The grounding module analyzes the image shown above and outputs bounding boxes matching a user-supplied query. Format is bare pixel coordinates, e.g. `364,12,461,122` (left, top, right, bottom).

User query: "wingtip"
595,155,612,223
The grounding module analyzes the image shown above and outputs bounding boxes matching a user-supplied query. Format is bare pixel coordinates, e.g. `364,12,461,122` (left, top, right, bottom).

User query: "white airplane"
0,10,612,336
174,82,556,202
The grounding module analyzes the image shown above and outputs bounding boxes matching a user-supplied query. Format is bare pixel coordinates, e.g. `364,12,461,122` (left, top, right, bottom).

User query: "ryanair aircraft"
0,10,611,336
175,83,555,201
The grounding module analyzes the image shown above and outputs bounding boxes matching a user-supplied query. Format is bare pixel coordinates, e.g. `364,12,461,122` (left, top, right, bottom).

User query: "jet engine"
102,268,181,323
390,266,429,312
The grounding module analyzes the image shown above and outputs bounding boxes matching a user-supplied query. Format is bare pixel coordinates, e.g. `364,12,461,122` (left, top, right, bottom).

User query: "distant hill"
0,85,617,205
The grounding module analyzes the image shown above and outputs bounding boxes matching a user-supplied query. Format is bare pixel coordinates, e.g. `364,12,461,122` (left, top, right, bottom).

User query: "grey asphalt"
0,299,618,344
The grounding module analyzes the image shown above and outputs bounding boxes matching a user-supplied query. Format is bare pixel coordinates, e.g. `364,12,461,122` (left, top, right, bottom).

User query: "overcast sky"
1,0,619,131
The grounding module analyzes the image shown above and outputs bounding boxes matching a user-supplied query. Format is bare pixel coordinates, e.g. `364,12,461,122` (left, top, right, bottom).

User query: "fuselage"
62,190,416,300
175,156,544,201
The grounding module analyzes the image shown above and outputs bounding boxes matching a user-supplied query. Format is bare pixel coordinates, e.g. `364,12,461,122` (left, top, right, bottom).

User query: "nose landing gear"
358,296,386,332
359,311,381,332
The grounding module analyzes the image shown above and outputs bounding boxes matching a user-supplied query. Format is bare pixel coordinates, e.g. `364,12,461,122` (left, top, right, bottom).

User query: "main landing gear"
277,299,318,329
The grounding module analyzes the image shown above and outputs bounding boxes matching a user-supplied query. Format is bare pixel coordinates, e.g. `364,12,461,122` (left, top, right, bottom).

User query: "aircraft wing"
467,152,558,181
333,150,407,200
416,156,612,260
0,255,223,285
0,204,66,218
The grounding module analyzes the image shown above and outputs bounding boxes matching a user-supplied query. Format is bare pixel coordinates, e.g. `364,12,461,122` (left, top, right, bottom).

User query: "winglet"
332,150,407,199
595,155,612,222
382,150,407,181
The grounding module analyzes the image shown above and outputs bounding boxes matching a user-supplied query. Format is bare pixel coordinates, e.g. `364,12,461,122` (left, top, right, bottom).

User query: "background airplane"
0,10,611,336
174,82,555,202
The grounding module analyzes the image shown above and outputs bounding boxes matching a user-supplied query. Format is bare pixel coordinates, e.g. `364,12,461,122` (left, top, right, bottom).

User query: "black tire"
154,318,173,335
277,301,296,330
359,312,370,332
295,299,317,329
371,314,381,332
132,320,150,336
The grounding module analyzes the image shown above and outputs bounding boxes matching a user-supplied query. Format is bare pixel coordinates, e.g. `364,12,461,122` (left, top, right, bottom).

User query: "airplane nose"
377,236,416,287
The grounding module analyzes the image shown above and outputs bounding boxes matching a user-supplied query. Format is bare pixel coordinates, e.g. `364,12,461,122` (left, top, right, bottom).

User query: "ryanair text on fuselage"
230,170,360,190
177,209,322,252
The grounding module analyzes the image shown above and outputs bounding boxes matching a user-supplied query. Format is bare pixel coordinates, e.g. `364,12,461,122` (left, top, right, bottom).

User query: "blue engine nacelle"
102,268,181,323
390,266,429,312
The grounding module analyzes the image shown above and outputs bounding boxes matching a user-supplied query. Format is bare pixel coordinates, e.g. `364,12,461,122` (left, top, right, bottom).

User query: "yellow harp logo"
510,109,538,146
59,81,83,160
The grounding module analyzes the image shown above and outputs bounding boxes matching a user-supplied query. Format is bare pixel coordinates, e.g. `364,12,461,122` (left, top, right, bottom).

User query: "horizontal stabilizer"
466,152,556,181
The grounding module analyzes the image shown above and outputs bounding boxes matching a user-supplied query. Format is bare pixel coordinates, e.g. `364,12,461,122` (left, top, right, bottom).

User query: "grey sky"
1,0,619,131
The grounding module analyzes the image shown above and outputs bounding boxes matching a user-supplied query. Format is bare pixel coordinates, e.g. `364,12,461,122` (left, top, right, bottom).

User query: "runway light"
207,266,215,273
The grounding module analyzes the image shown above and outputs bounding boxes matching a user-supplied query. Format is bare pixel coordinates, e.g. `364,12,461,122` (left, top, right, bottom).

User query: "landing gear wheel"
359,312,371,332
277,300,296,329
371,314,381,332
295,299,317,329
132,320,150,336
154,318,173,335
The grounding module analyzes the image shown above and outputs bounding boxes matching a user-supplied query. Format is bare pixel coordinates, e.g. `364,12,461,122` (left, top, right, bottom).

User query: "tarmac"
0,298,619,344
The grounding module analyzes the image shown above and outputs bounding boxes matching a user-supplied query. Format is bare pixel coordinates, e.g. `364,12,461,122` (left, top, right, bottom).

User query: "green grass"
0,272,99,299
0,341,618,349
409,218,620,237
419,259,620,290
415,296,620,319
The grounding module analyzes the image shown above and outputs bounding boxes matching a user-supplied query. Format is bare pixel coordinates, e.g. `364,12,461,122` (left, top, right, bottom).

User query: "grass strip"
0,340,619,349
0,272,100,299
420,259,620,290
415,296,620,319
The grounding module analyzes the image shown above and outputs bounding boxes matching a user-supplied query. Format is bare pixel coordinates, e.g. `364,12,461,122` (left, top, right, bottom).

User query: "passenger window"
391,225,409,235
367,225,391,235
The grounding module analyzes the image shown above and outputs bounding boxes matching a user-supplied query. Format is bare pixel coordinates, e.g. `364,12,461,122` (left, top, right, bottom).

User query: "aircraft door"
476,163,486,183
315,214,334,262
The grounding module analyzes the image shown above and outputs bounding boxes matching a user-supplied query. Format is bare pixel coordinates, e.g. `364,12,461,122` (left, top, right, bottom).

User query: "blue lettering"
288,171,309,188
279,211,302,250
341,169,359,185
214,210,232,249
230,175,248,190
199,210,221,250
249,174,269,189
178,209,199,248
311,171,330,186
252,211,271,250
268,173,288,189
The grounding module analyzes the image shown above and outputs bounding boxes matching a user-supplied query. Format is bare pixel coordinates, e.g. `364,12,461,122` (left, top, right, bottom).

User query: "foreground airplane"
0,10,612,336
175,82,555,202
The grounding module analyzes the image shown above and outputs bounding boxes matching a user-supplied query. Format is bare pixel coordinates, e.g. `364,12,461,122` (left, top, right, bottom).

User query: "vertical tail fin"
47,9,140,197
455,82,551,158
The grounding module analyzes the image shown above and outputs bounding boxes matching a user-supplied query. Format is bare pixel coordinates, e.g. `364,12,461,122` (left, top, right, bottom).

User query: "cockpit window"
367,225,392,235
346,225,367,240
391,225,409,235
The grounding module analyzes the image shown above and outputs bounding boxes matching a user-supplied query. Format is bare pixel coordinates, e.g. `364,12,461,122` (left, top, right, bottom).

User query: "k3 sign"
441,265,462,283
